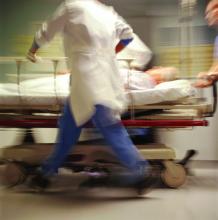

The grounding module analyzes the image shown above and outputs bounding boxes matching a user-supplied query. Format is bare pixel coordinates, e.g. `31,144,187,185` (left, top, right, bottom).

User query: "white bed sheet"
0,71,196,107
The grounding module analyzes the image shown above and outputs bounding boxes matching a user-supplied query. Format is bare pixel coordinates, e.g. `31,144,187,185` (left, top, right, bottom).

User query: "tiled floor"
0,166,218,220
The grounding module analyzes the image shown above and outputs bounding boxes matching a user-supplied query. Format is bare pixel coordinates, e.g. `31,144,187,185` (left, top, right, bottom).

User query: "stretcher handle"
199,76,218,116
211,82,217,116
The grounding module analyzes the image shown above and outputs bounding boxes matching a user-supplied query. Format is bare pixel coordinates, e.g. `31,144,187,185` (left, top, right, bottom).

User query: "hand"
207,72,218,82
26,51,37,62
194,72,217,88
26,51,42,63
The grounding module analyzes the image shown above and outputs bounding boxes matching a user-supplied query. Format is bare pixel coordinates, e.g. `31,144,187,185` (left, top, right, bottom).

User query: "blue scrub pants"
41,101,149,184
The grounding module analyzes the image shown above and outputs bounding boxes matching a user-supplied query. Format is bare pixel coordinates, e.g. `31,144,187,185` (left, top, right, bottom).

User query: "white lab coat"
117,34,153,70
35,0,134,125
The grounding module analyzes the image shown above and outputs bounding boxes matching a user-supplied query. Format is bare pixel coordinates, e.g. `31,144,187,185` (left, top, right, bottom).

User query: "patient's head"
145,67,179,84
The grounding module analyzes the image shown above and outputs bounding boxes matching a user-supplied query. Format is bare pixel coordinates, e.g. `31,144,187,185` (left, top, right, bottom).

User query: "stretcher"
0,57,216,189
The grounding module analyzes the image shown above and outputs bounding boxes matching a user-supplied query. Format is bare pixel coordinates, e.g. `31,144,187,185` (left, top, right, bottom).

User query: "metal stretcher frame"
0,96,213,128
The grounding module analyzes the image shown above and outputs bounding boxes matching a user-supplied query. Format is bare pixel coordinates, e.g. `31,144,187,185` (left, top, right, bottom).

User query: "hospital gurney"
0,57,216,189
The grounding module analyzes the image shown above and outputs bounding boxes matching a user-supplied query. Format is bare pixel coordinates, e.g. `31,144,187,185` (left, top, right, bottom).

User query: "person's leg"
41,100,82,176
92,105,149,185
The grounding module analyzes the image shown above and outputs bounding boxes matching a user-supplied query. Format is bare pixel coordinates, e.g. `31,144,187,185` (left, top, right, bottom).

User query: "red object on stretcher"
0,118,209,128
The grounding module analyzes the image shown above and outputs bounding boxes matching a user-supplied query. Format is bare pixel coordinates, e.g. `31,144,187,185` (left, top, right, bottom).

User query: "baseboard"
189,160,218,169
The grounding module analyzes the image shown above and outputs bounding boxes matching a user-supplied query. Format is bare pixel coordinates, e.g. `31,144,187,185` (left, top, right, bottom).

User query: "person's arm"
205,61,218,81
125,33,153,70
195,65,218,88
27,2,68,62
114,9,134,53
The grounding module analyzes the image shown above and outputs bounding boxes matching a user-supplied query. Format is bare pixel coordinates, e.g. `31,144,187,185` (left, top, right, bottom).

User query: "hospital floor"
0,162,218,220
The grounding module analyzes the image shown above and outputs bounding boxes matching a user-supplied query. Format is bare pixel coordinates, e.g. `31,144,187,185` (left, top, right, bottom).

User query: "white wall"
0,129,24,147
157,113,218,160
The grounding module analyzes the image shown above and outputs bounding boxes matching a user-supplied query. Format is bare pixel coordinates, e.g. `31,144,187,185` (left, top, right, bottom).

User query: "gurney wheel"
2,162,27,187
161,161,186,188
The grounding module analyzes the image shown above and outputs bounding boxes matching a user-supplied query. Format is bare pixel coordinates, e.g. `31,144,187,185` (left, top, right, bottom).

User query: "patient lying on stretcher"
12,62,193,106
0,64,195,107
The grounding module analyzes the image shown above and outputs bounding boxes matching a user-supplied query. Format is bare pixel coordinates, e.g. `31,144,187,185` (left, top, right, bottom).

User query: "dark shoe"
28,173,50,190
134,166,161,195
79,178,108,188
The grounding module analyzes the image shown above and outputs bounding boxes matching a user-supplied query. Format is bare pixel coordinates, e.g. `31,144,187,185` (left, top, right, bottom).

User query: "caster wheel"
161,161,186,188
2,162,27,187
